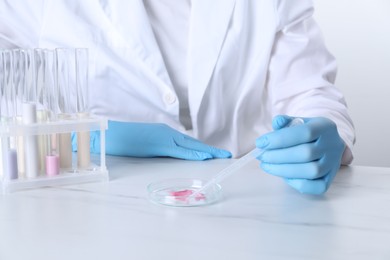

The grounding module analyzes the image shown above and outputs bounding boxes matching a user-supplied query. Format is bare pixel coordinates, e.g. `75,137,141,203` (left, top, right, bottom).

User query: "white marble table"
1,156,390,260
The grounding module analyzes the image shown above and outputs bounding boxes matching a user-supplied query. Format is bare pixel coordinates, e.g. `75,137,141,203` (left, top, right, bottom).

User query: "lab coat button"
164,92,177,104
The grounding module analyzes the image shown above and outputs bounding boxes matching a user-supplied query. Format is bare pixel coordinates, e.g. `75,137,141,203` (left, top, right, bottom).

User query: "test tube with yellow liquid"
75,48,90,169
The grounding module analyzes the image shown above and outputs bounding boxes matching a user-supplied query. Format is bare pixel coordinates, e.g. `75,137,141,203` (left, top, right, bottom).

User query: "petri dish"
147,178,222,207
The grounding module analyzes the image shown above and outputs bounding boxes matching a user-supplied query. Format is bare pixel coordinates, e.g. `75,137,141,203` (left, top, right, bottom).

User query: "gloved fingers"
272,115,305,130
272,115,289,130
176,135,232,158
284,167,337,195
256,118,324,150
259,142,322,164
165,146,213,161
260,160,330,180
284,177,328,195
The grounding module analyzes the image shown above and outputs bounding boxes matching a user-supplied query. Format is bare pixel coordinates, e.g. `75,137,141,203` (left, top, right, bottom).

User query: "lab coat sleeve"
269,0,355,164
0,0,46,48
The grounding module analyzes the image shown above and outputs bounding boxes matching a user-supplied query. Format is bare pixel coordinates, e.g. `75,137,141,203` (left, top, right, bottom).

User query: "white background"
313,0,390,167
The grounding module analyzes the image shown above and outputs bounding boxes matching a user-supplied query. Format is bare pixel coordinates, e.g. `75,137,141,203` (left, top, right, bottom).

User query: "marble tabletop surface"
1,156,390,260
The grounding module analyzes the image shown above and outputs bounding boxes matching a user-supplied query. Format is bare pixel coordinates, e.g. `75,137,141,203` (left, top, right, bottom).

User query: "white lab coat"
0,0,355,162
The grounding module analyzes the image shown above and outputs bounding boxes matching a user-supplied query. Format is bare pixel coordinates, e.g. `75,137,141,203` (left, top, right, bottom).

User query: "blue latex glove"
72,121,231,161
256,115,346,195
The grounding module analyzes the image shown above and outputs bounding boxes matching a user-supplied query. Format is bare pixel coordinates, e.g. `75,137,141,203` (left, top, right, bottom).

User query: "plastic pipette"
188,118,304,199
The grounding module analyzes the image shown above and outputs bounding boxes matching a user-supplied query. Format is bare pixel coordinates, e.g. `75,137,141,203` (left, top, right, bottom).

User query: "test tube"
75,48,90,168
15,49,38,179
12,49,28,179
0,50,18,179
15,49,42,179
0,50,4,179
1,50,18,180
13,50,24,178
17,49,36,178
42,49,60,176
55,48,73,169
34,48,49,175
14,49,33,178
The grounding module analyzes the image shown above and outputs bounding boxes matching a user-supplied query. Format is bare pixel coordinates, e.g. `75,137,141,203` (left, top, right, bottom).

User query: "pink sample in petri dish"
169,189,206,202
147,178,222,207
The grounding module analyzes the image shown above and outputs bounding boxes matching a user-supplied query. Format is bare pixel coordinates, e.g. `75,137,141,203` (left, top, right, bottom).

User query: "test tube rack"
0,116,109,194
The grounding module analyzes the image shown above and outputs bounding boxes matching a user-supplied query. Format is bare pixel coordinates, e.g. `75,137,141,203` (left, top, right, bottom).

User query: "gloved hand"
72,121,231,161
256,115,345,195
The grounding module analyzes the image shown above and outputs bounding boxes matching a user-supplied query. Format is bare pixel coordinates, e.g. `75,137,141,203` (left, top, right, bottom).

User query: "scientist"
0,0,355,194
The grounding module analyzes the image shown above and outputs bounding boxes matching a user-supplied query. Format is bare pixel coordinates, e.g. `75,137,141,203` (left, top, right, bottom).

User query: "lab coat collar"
188,0,236,120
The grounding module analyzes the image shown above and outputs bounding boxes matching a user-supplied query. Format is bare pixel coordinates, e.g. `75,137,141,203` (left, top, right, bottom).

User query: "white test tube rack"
0,115,109,194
